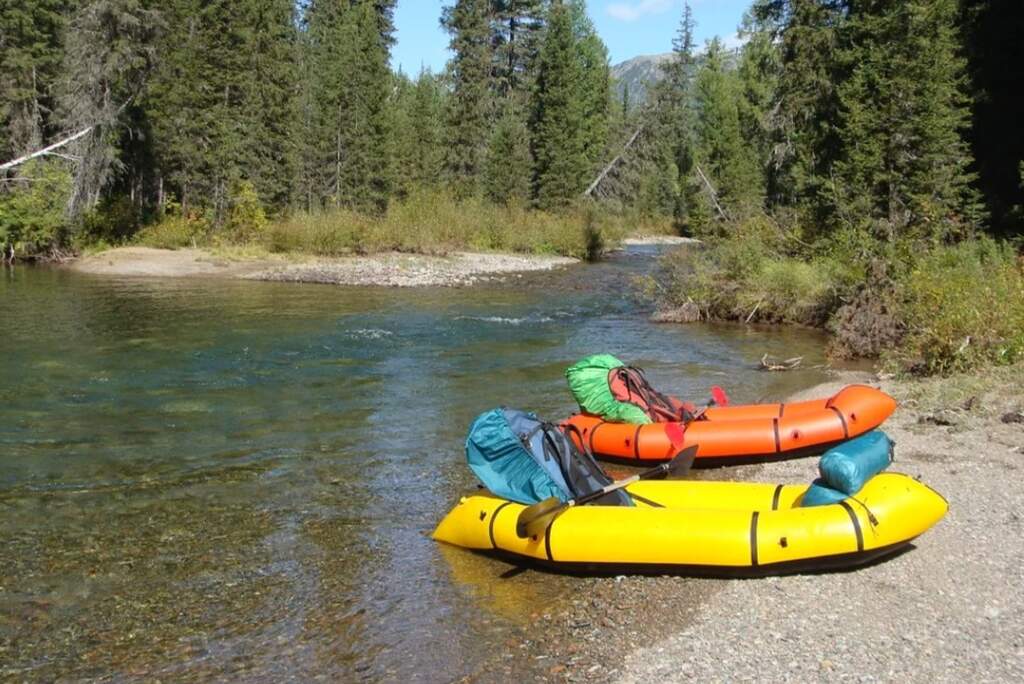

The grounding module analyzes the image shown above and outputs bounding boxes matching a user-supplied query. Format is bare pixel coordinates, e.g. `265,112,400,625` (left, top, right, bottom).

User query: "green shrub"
264,209,370,256
891,239,1024,374
136,212,209,249
80,195,142,247
224,181,267,243
0,159,73,258
651,214,844,326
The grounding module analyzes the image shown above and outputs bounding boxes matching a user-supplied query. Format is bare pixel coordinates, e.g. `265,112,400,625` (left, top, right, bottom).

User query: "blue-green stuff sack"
800,479,850,507
465,408,632,507
818,430,894,495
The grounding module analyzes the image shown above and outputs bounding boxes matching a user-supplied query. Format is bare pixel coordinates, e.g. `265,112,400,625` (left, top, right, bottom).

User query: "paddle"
514,444,699,539
710,385,730,407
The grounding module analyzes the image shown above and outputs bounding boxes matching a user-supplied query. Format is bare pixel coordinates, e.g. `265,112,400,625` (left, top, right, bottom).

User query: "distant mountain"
610,49,741,108
610,53,671,107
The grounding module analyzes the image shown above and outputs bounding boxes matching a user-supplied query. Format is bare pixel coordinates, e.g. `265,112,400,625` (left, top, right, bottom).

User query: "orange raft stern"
563,384,897,466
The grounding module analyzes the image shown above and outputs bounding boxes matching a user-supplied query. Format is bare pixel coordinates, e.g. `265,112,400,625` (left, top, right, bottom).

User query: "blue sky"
392,1,753,75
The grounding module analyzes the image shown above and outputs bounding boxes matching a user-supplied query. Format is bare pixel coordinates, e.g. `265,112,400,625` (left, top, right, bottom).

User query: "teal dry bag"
819,429,894,495
465,408,632,507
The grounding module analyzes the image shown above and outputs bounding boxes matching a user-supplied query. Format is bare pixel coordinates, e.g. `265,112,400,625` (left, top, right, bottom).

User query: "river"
0,247,830,681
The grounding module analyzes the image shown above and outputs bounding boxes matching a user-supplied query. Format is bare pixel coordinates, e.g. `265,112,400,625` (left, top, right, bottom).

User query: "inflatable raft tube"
563,384,896,466
433,472,946,576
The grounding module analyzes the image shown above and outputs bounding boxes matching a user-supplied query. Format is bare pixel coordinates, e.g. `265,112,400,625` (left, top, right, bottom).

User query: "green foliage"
754,0,845,215
335,2,392,214
0,159,72,257
80,195,143,245
530,1,587,209
653,214,843,326
570,0,611,174
135,201,210,249
225,181,267,243
892,239,1024,374
145,0,298,218
261,190,623,260
0,0,68,161
736,10,780,201
442,0,493,197
960,0,1024,237
693,38,764,217
491,0,547,101
60,0,163,221
833,0,983,241
301,0,391,214
484,110,532,205
390,69,446,196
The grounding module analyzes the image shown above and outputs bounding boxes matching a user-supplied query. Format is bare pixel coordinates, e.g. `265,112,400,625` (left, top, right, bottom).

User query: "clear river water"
0,247,831,681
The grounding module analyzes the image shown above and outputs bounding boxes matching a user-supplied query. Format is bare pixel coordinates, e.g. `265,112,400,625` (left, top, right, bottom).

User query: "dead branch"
693,163,730,221
745,297,764,324
0,127,94,173
583,125,644,197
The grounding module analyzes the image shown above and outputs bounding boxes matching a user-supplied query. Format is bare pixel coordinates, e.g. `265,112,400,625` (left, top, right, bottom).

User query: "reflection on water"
0,249,830,680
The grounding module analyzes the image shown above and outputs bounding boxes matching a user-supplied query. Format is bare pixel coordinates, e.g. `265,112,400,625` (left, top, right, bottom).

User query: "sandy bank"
618,370,1024,682
68,247,577,287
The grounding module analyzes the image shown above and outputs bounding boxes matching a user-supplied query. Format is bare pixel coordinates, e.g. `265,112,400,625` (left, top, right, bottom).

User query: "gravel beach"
68,247,577,287
248,250,577,287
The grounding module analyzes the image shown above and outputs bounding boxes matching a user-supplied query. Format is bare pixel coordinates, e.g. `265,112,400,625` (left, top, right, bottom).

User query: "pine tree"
490,0,547,103
335,1,392,213
644,2,698,226
693,38,763,218
443,0,494,197
658,0,697,146
59,0,163,220
302,0,392,213
408,69,446,188
754,0,847,217
302,0,347,206
833,0,983,240
389,72,417,198
736,10,779,204
569,0,611,175
0,0,70,162
234,0,301,212
144,0,234,210
962,0,1024,236
530,1,587,209
390,68,445,196
484,108,531,204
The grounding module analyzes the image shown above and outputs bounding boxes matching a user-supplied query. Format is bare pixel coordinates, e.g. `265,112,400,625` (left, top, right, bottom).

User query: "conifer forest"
2,0,1023,373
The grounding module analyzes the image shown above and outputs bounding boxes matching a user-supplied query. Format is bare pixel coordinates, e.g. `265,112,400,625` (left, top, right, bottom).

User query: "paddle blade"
515,497,564,539
666,444,698,477
664,422,686,449
710,385,729,407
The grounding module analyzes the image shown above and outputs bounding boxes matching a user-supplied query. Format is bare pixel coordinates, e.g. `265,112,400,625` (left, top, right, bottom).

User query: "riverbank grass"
650,215,1024,376
136,191,644,261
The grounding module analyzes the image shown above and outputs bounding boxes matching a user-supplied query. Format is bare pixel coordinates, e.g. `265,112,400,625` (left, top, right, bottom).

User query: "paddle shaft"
515,445,697,538
568,462,669,507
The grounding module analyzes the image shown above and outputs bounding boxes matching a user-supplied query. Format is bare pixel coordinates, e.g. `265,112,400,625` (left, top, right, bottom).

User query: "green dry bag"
565,354,652,424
